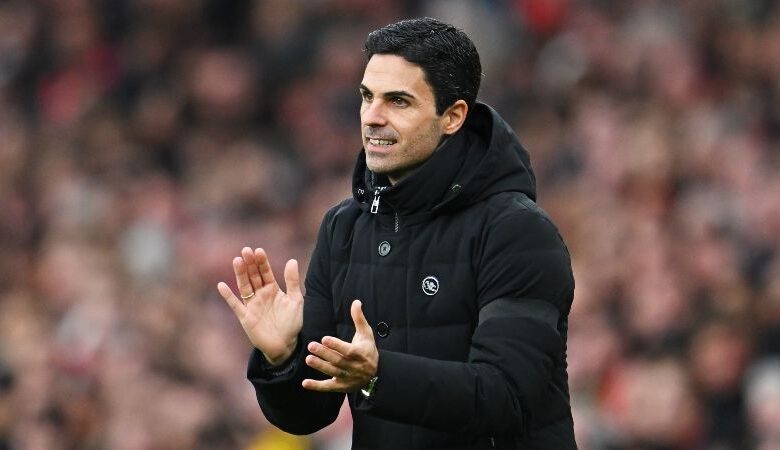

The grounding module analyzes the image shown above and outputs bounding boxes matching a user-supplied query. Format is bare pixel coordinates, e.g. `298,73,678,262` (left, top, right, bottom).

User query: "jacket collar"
351,102,536,217
352,127,471,217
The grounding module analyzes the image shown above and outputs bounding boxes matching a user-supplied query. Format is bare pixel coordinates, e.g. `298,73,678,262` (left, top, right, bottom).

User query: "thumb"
284,259,301,295
351,300,372,335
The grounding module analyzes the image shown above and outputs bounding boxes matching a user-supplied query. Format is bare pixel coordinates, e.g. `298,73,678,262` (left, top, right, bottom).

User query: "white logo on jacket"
421,276,439,296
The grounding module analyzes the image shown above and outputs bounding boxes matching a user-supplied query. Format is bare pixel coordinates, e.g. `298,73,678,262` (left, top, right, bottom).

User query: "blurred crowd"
1,0,779,449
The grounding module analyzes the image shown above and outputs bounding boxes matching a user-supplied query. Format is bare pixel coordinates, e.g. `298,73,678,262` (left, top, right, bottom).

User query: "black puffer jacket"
248,103,577,450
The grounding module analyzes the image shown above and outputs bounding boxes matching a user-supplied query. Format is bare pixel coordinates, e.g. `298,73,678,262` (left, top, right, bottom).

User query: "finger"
216,282,246,319
301,378,347,392
242,247,264,291
321,335,353,356
307,341,345,366
232,257,255,300
350,300,373,336
254,248,277,286
284,259,301,295
305,354,344,379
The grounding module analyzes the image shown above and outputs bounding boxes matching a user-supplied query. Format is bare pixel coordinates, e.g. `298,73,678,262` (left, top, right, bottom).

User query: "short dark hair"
364,17,482,115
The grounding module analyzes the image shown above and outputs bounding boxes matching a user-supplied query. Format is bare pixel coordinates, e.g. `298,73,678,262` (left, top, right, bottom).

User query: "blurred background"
1,0,780,448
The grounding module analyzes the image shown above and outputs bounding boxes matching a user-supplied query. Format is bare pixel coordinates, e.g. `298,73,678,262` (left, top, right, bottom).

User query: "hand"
217,247,303,365
302,300,378,393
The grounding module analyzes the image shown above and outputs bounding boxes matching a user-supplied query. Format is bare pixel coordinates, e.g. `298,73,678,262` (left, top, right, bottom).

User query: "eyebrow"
359,84,416,101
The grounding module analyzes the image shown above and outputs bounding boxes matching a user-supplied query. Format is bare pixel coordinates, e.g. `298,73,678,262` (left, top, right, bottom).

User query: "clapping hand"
217,247,303,366
302,300,378,393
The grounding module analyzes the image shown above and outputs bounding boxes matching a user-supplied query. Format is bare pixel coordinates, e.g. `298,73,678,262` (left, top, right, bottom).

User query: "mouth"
367,138,396,147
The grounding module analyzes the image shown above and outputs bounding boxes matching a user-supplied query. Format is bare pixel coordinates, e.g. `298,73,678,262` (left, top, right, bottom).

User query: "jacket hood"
352,102,536,216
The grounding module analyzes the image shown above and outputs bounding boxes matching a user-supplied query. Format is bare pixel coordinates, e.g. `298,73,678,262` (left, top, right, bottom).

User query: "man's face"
359,54,445,184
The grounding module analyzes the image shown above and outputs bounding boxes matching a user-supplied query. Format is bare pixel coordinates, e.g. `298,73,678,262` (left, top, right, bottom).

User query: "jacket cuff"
352,349,406,413
246,339,304,383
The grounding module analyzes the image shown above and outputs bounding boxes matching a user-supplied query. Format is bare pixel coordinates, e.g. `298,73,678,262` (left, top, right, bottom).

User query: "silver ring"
240,291,255,300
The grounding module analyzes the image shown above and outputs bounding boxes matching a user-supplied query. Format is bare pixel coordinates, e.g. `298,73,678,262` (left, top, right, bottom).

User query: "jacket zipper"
370,189,380,214
371,188,400,232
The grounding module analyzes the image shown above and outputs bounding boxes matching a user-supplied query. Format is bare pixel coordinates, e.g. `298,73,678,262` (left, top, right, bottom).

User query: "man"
217,17,576,449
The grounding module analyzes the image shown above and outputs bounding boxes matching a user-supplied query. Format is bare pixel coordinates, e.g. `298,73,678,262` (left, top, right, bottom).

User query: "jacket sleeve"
354,206,574,437
247,209,344,435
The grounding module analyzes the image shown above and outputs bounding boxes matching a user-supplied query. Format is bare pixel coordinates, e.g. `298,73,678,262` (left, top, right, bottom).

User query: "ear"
441,100,469,135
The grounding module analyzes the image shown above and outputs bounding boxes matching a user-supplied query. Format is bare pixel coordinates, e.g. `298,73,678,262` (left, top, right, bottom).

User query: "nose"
361,100,388,127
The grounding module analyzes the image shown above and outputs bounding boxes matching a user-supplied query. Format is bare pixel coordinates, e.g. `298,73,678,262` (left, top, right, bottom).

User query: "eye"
391,96,408,107
361,91,373,102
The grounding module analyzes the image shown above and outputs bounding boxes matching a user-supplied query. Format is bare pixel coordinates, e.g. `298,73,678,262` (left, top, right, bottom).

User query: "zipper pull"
370,189,380,214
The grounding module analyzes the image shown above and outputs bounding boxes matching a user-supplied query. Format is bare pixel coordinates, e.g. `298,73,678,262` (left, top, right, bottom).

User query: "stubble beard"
372,121,444,184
